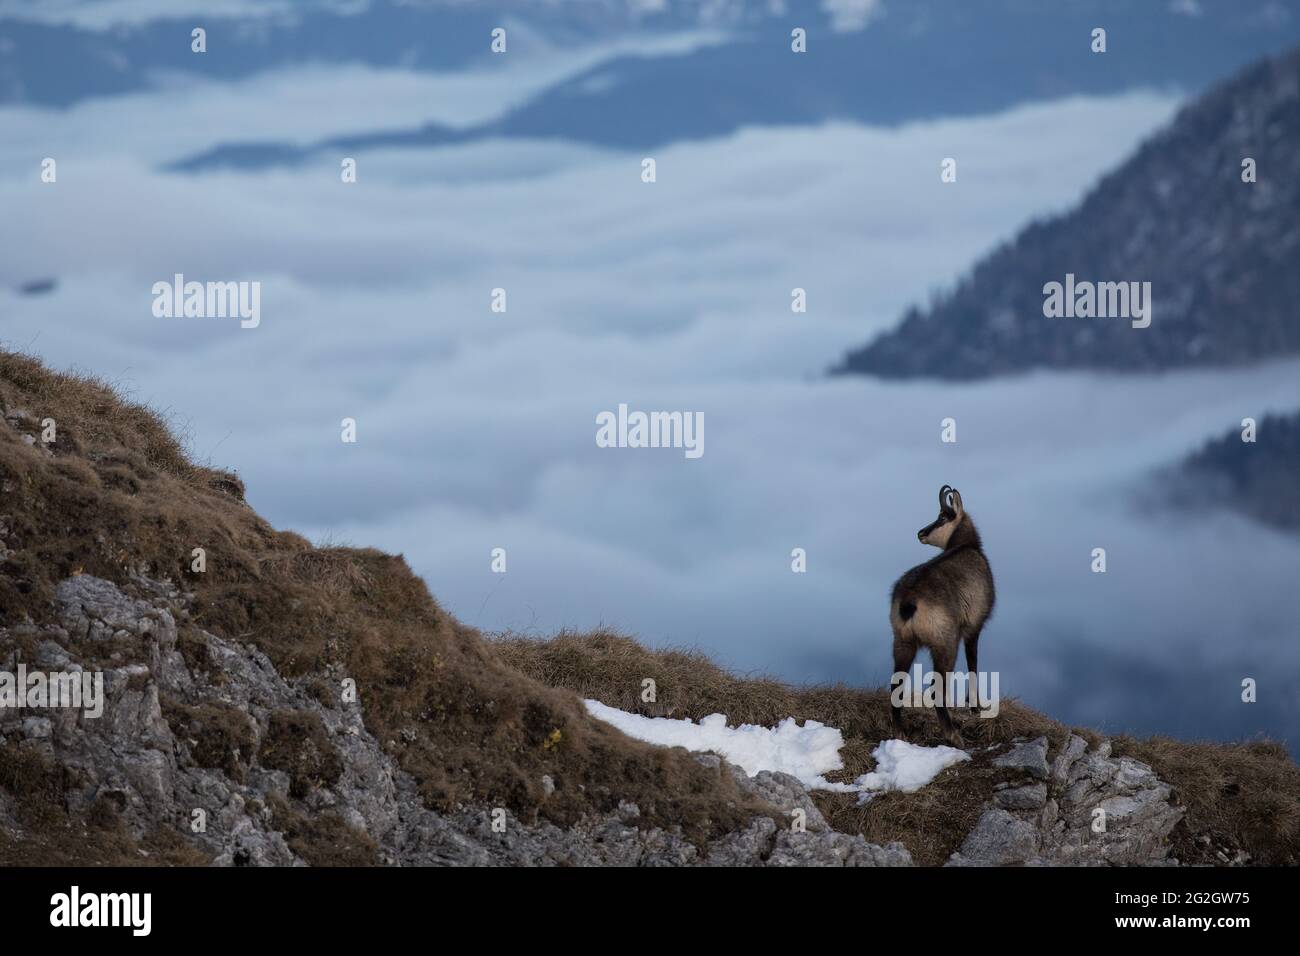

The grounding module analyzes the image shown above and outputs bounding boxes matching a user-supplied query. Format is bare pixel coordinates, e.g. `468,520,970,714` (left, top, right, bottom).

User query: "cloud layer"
5,70,1293,747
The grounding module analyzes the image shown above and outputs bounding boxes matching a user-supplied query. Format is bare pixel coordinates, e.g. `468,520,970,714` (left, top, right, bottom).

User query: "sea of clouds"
3,44,1296,749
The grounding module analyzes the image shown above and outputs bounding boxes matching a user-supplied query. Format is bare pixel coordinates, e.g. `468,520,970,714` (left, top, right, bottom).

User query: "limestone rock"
948,808,1039,866
993,736,1050,780
948,736,1183,866
994,783,1048,811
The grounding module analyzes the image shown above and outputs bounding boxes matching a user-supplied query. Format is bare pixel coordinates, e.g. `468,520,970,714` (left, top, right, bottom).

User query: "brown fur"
889,486,995,746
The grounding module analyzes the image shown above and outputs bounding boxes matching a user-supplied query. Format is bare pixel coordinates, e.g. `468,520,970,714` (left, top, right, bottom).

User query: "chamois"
889,485,994,747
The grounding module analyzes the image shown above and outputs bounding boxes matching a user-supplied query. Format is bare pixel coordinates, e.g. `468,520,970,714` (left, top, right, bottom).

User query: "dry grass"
259,710,345,799
496,629,1300,866
1111,735,1300,865
0,744,209,866
161,697,259,783
265,794,380,867
0,350,773,863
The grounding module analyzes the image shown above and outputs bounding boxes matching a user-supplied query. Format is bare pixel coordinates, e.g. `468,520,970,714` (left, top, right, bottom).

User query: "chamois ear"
949,488,964,515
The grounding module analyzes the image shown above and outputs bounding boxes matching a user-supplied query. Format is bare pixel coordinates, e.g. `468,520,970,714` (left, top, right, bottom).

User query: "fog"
4,57,1295,749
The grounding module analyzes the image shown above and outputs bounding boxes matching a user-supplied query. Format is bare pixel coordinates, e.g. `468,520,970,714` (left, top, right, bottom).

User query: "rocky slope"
1,572,912,866
949,736,1183,866
835,44,1300,380
2,351,1295,866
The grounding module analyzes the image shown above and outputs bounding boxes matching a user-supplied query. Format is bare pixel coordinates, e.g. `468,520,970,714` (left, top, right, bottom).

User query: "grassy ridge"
496,629,1300,866
0,350,770,862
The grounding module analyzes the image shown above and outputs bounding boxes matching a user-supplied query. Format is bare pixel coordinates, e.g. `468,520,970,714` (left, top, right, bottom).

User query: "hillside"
2,352,1297,866
835,45,1300,380
1165,411,1300,531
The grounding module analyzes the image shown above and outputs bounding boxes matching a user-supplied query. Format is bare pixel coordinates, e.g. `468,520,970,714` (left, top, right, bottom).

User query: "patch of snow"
852,739,970,794
582,700,968,797
583,699,847,789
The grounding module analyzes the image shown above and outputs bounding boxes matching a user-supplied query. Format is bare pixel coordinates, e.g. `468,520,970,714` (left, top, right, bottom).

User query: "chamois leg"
964,627,982,713
930,644,964,749
890,637,918,739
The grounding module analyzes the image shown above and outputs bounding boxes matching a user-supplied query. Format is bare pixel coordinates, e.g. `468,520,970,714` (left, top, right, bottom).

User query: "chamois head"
918,484,965,549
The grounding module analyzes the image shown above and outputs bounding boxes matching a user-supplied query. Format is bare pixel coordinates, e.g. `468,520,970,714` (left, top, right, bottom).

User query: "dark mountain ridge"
1168,411,1300,531
836,44,1300,379
158,1,1300,170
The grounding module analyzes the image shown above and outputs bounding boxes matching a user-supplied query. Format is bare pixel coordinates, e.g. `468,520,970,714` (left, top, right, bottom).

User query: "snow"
582,699,969,798
851,739,970,794
582,699,848,789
